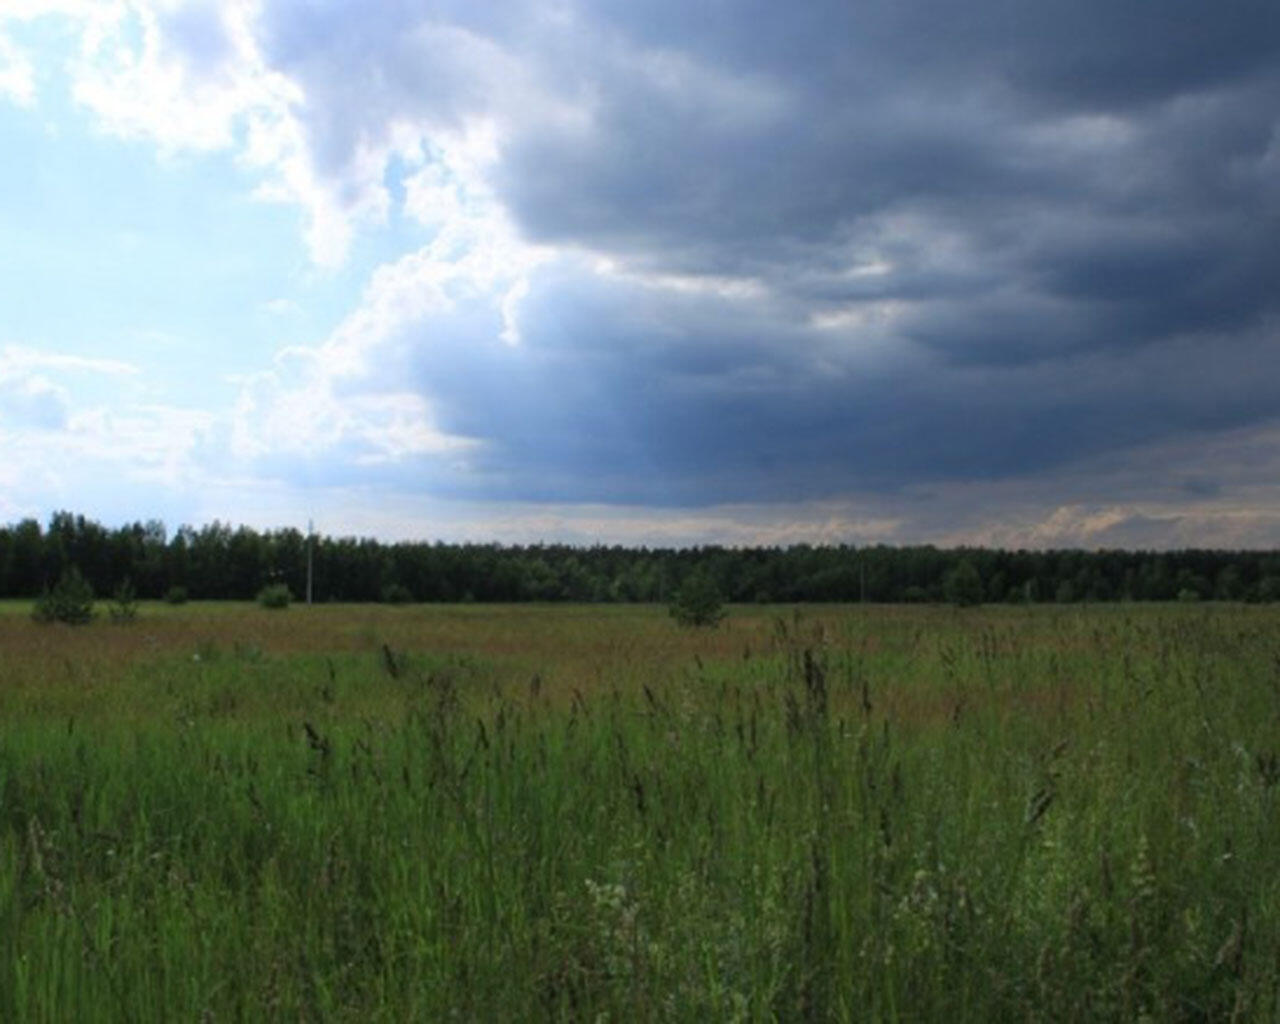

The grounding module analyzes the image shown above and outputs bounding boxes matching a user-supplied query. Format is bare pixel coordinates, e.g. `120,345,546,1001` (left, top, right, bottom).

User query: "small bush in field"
164,585,189,605
669,571,725,627
32,566,96,625
381,582,414,604
257,583,292,609
109,578,139,623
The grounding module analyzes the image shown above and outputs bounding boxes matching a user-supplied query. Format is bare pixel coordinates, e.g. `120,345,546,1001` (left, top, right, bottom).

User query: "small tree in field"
944,559,983,608
32,566,96,625
669,571,725,628
109,578,139,623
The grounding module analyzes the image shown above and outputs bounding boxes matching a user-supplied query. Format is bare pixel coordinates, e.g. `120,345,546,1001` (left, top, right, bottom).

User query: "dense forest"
3,511,1280,605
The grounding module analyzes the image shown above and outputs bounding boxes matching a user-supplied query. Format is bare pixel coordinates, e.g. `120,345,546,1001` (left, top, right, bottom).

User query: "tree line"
2,511,1280,605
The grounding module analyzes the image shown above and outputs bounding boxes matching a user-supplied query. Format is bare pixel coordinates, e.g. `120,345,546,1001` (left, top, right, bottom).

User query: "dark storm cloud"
374,262,1280,506
591,0,1280,110
1181,478,1222,499
251,0,1280,507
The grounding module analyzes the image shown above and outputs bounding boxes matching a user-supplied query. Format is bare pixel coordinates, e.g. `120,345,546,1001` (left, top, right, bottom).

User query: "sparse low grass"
2,602,1279,1019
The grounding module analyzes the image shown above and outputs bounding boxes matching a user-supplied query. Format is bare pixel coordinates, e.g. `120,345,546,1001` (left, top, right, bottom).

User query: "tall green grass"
2,605,1278,1019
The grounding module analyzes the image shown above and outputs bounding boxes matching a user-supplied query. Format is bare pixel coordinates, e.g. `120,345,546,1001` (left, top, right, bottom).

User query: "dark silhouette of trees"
3,510,1280,606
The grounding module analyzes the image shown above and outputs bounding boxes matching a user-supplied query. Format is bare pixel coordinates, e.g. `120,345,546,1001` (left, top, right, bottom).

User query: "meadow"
1,600,1278,1020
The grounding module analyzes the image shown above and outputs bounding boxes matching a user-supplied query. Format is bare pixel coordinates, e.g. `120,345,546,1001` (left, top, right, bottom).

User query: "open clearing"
3,602,1279,1020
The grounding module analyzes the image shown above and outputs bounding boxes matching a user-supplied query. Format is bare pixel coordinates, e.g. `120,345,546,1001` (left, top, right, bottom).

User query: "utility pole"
306,518,314,606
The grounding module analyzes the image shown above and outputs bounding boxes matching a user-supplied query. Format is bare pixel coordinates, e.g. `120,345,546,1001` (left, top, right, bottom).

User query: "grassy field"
2,601,1279,1020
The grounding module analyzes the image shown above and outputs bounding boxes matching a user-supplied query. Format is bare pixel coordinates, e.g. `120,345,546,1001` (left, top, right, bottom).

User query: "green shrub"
109,578,139,623
943,559,983,607
669,571,725,627
164,585,189,605
257,583,292,609
381,582,414,604
32,566,96,625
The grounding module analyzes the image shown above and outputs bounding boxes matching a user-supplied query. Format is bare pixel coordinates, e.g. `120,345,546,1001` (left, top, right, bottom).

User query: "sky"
2,0,1279,548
